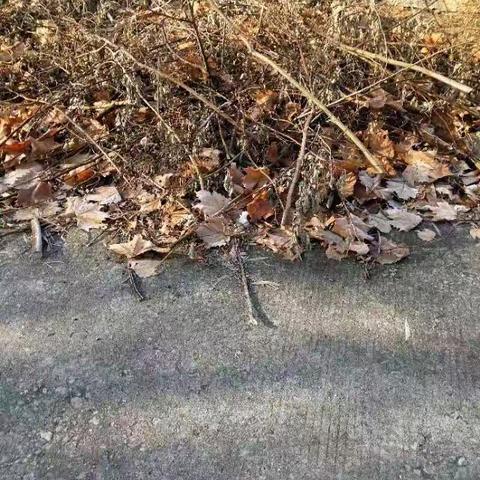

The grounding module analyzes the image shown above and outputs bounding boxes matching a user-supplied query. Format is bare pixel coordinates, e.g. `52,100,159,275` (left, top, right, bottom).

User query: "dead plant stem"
281,110,313,227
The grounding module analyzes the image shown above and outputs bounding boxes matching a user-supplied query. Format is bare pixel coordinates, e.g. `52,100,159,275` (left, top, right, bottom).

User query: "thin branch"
127,267,145,301
338,43,473,94
31,218,43,256
187,0,212,78
326,46,451,108
0,225,31,238
281,110,313,227
208,0,385,174
235,243,258,327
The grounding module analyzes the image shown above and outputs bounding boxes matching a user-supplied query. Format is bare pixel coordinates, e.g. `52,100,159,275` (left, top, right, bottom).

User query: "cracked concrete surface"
1,228,480,479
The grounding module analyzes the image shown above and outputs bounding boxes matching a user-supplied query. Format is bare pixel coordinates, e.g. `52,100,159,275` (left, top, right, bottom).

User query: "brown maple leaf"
196,217,230,248
194,190,230,217
247,190,274,222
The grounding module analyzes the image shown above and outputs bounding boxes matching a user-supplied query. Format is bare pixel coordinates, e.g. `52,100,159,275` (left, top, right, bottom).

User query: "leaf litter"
1,0,480,277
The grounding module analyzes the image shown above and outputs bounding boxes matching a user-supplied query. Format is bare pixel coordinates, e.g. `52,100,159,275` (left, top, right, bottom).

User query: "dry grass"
1,0,479,258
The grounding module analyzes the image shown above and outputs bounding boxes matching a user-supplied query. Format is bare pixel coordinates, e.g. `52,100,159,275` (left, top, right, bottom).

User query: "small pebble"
39,431,52,442
457,456,467,467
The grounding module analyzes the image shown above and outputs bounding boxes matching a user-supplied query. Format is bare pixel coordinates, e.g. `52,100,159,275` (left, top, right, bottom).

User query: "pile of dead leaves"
1,0,480,278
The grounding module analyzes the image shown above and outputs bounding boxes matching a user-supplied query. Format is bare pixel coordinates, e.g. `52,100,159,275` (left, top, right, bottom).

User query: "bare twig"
338,43,473,94
127,266,145,301
326,46,451,108
31,217,43,256
0,225,31,238
281,110,313,227
208,0,385,174
187,0,212,78
235,243,258,326
190,156,205,190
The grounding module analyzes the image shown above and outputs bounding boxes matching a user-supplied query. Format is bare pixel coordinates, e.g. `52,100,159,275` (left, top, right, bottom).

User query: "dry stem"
281,110,313,227
31,217,43,255
235,244,258,327
339,43,473,95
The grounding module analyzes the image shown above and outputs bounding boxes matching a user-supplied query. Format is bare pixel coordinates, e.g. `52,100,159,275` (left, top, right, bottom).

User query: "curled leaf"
128,259,163,278
109,234,168,258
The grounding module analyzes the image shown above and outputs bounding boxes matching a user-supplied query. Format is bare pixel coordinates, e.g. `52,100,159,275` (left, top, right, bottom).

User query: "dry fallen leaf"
365,123,395,159
376,238,410,264
325,244,348,261
333,215,373,242
189,149,222,175
336,172,357,198
77,206,109,231
366,88,403,111
383,179,418,200
225,163,245,195
470,228,480,240
0,140,31,154
16,181,53,207
30,136,61,157
242,167,270,191
385,209,422,232
402,150,451,185
128,259,163,278
62,165,96,187
358,170,381,193
0,162,43,192
109,234,169,258
139,197,163,214
425,201,468,221
153,173,175,188
194,190,229,217
417,229,436,241
348,241,370,256
11,201,61,222
368,212,392,234
196,217,230,248
254,89,278,108
65,197,109,231
247,190,274,222
85,186,122,205
255,228,301,260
